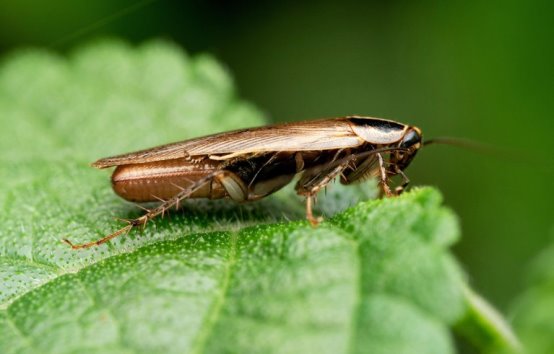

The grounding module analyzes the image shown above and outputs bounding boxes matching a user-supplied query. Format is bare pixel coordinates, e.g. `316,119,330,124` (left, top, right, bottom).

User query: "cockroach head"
391,126,423,170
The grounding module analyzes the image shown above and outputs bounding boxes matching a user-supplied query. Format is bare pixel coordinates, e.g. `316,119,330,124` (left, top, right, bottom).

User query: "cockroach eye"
400,129,421,149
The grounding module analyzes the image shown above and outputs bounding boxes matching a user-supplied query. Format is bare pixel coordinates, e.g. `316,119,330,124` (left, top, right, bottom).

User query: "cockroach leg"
377,153,393,197
62,224,134,250
169,182,187,210
150,195,168,218
247,152,282,188
215,172,248,202
114,217,134,225
132,203,151,213
394,168,410,195
63,171,226,249
151,195,167,203
294,152,305,171
305,195,322,227
296,155,355,226
170,182,187,191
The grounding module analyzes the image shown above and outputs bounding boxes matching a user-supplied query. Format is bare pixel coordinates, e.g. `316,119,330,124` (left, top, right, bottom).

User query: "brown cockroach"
63,116,424,249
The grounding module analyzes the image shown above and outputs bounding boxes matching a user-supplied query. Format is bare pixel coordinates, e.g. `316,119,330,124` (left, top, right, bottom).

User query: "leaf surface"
507,241,554,354
0,39,516,354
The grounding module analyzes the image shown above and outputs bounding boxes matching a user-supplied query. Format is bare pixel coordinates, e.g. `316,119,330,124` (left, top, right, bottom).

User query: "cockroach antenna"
423,136,525,162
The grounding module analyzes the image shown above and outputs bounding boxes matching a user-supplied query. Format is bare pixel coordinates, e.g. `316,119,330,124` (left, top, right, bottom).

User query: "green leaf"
456,286,521,353
0,39,516,354
508,241,554,354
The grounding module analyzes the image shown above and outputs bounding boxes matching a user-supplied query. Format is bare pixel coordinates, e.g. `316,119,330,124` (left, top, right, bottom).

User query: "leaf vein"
4,307,38,352
73,275,133,353
189,231,237,354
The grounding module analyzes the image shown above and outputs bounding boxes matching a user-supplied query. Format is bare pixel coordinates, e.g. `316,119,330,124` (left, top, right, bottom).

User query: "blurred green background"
0,0,552,312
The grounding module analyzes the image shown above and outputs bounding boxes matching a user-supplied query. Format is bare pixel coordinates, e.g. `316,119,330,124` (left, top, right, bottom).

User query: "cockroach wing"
348,117,408,144
92,118,365,168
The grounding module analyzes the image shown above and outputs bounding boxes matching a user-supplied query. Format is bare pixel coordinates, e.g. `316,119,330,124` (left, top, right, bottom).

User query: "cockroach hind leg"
114,217,133,225
64,170,222,250
62,223,134,250
132,203,151,213
63,212,154,250
170,182,186,191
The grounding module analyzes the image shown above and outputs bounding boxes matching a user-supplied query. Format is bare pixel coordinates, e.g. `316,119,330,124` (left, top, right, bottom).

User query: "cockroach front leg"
63,170,229,249
377,153,393,197
296,156,355,226
394,168,410,195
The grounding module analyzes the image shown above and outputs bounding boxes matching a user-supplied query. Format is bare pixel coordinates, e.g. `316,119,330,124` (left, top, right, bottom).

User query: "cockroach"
63,116,426,249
